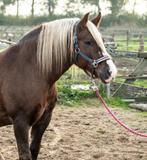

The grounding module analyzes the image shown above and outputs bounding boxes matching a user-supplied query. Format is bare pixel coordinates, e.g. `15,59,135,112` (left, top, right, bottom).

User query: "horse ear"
78,12,90,30
91,12,102,28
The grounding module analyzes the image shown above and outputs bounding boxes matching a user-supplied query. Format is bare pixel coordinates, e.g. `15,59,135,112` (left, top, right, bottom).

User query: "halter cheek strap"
73,28,110,68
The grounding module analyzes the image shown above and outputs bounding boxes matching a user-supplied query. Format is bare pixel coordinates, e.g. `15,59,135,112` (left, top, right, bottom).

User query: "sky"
6,0,147,17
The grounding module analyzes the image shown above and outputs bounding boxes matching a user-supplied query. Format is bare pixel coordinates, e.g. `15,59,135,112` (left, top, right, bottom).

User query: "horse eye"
84,41,92,46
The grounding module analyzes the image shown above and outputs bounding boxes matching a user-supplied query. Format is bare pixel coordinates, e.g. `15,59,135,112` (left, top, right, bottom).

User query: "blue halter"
73,28,110,68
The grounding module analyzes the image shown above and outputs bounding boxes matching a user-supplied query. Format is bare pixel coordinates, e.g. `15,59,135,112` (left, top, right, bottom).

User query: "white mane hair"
86,21,110,57
37,18,109,75
37,18,79,75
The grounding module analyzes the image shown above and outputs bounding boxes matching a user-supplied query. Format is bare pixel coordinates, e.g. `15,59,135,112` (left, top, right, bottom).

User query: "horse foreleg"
30,103,55,160
13,114,31,160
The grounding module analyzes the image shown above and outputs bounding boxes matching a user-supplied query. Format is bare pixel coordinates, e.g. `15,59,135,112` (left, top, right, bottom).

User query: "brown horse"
0,13,117,160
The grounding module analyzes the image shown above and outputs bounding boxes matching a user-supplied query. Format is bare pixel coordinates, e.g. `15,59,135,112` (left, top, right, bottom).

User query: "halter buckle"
92,60,98,68
75,48,80,53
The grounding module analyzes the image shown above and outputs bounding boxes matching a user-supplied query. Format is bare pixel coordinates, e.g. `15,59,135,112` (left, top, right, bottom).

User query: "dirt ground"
0,99,147,160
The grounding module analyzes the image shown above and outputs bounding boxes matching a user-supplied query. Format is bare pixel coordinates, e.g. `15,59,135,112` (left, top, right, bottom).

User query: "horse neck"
47,51,74,84
19,25,75,85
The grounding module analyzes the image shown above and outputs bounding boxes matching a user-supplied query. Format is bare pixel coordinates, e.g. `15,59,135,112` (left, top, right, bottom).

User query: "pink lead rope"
94,88,147,138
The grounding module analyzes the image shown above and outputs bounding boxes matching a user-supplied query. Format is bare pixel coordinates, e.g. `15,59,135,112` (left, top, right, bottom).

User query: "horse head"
74,13,117,83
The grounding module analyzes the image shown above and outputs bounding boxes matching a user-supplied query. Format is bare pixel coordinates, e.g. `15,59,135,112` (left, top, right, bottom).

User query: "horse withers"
0,12,117,160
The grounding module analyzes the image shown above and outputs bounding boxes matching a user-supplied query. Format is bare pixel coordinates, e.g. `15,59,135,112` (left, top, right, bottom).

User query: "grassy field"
115,36,147,51
115,78,147,88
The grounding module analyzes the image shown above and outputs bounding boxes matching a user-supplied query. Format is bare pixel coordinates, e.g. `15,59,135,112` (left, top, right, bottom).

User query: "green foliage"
108,0,126,16
101,13,146,27
115,78,147,88
0,0,147,28
105,97,129,109
0,0,15,14
65,0,83,17
118,13,144,25
57,78,129,109
2,0,15,5
0,14,68,25
134,80,147,88
44,0,58,16
94,83,129,108
57,84,94,106
57,82,129,109
80,0,100,12
0,10,147,27
81,0,99,6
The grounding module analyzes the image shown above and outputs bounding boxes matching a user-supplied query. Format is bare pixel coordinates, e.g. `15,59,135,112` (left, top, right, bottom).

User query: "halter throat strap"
73,25,110,68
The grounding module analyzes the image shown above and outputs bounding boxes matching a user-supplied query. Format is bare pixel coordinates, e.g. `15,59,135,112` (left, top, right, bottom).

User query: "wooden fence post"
126,30,129,53
138,34,144,53
106,83,111,98
112,33,115,41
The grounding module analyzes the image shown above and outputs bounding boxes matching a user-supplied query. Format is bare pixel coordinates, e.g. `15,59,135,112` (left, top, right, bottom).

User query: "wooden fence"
0,26,147,48
0,26,30,41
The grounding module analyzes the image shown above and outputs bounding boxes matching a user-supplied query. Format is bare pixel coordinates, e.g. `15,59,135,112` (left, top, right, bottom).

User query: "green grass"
57,84,95,106
57,81,129,109
116,41,147,51
115,78,147,88
105,96,129,109
57,75,146,109
57,76,147,114
114,36,147,51
134,80,147,88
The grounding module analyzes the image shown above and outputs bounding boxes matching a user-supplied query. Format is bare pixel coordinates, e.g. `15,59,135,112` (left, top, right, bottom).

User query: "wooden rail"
138,52,147,58
117,75,147,80
0,39,16,45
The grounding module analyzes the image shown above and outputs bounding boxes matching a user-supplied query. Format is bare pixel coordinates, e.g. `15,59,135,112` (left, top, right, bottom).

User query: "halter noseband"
73,25,110,68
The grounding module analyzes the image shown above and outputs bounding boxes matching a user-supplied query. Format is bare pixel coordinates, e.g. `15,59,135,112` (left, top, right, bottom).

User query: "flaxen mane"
37,18,79,75
37,18,109,75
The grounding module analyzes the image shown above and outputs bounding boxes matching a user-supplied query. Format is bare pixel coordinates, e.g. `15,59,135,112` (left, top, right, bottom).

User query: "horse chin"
100,77,111,84
84,69,99,79
84,69,112,84
104,76,113,83
99,74,114,84
93,70,112,84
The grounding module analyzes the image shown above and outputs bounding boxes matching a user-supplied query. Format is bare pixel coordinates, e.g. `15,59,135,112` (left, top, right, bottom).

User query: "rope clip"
89,78,98,91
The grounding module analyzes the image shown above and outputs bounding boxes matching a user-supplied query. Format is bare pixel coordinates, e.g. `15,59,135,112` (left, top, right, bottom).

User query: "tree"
65,0,82,16
16,0,19,17
0,0,15,15
81,0,101,12
14,0,26,17
132,0,137,15
44,0,58,16
108,0,127,16
31,0,35,18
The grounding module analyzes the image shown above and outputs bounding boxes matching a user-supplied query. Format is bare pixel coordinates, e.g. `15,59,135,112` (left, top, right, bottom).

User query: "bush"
57,78,129,108
57,84,94,106
0,14,68,26
0,13,147,27
102,13,147,27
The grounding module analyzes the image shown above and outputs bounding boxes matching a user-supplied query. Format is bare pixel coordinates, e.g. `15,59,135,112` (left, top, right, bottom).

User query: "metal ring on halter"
75,48,80,53
92,60,98,68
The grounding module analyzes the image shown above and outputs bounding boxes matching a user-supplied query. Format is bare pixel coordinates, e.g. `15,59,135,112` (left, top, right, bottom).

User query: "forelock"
86,21,107,54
